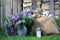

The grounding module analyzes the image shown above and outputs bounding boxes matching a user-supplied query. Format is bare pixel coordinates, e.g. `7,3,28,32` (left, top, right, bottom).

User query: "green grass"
0,19,60,40
56,18,60,32
0,33,60,40
56,19,60,27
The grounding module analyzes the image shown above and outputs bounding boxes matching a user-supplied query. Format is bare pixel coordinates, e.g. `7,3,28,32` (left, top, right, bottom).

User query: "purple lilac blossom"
15,20,21,26
20,11,32,18
20,11,27,17
28,15,33,18
26,13,33,18
15,15,19,20
21,20,25,23
9,14,19,21
20,11,33,19
9,15,15,20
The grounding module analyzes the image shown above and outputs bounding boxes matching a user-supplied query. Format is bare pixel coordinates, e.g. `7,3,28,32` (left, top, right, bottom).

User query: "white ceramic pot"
36,28,41,38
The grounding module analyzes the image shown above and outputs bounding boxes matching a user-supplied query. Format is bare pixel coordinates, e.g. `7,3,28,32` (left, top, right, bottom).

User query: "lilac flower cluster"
9,14,19,21
15,20,25,26
20,11,33,19
5,11,33,36
5,11,33,29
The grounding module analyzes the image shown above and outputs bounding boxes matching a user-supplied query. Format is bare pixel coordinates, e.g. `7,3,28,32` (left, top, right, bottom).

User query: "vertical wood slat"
18,0,20,13
59,0,60,17
4,0,20,16
12,0,21,13
13,0,18,14
5,0,12,16
0,0,1,28
1,0,3,28
0,0,6,28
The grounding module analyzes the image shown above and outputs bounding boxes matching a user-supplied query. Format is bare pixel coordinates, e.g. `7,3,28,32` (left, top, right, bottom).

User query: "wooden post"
49,0,54,17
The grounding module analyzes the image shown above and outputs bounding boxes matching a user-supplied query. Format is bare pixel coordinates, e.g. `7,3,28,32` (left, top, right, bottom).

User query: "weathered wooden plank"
23,3,31,7
54,5,59,10
59,0,60,17
37,1,41,6
5,0,21,15
42,3,49,9
5,0,12,16
1,0,6,28
24,0,31,3
0,0,1,28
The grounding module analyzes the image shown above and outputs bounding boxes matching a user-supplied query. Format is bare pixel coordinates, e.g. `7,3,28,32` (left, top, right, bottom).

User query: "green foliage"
2,17,9,30
15,24,25,29
56,19,60,27
24,16,33,27
56,18,60,32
